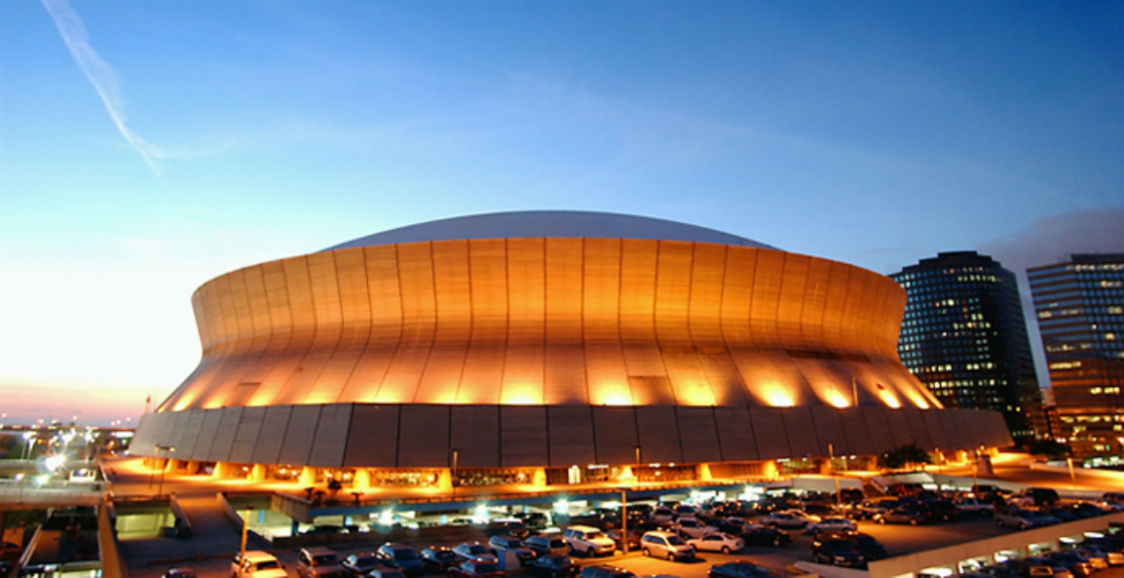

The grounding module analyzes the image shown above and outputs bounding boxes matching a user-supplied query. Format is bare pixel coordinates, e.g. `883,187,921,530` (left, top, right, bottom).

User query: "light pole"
156,445,175,496
22,432,34,459
451,448,460,499
829,443,841,508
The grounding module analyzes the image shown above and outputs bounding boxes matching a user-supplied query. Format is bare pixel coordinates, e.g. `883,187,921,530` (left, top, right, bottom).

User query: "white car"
231,551,288,578
687,532,744,554
563,525,616,557
761,510,821,529
451,543,497,563
673,517,718,539
806,516,857,534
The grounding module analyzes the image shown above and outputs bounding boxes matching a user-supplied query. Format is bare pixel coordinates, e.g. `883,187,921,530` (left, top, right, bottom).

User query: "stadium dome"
133,211,1011,482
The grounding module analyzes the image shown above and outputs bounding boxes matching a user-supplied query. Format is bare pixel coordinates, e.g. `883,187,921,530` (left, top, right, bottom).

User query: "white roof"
324,210,775,251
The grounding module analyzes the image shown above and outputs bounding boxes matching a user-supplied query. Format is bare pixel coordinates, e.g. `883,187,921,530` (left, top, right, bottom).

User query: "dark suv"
578,565,637,578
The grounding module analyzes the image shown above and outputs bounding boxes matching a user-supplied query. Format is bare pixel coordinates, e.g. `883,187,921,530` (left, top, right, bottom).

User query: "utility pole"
829,443,841,508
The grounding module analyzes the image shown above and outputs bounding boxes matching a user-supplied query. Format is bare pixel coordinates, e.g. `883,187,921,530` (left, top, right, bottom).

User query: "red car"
448,561,504,578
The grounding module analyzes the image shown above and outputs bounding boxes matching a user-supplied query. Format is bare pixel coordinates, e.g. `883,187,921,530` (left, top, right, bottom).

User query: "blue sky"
1,1,1121,424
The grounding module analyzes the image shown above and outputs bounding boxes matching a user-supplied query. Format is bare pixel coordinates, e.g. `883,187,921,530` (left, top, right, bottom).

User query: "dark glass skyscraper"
1028,253,1124,456
892,252,1042,442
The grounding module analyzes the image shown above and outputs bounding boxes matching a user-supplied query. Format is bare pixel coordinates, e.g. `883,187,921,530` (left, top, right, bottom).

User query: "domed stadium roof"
324,210,776,251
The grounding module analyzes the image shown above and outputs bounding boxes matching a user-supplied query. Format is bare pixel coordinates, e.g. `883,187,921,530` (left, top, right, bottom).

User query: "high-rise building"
892,251,1042,442
1028,253,1124,456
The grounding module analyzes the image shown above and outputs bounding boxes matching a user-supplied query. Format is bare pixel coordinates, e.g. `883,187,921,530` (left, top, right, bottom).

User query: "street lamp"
22,432,34,459
155,444,175,496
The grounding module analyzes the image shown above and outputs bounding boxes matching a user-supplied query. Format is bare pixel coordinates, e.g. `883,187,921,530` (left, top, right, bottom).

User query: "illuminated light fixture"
501,388,541,405
553,499,569,513
44,455,65,471
472,504,489,523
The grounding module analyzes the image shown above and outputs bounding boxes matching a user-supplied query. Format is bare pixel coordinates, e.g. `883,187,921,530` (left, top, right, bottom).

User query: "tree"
877,444,932,470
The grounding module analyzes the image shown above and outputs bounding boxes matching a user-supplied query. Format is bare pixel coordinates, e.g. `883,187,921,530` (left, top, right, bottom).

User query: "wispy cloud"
40,0,202,173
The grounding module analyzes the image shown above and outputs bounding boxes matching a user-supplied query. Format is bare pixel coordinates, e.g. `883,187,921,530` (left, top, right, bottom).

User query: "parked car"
577,565,637,578
806,517,857,534
814,531,887,562
995,508,1047,530
526,535,569,558
1075,543,1123,567
741,525,791,547
1070,502,1111,519
761,510,820,529
447,560,504,578
420,547,460,573
452,543,498,563
876,507,927,526
1047,551,1095,577
651,507,677,525
708,561,777,578
162,569,197,578
688,532,745,554
955,497,996,516
485,519,529,538
811,538,866,568
487,536,535,562
369,570,406,578
342,553,384,577
1025,488,1061,507
297,548,344,578
673,517,719,539
377,544,423,577
563,525,616,557
855,498,900,520
640,530,696,561
717,517,752,536
524,555,579,578
232,551,288,578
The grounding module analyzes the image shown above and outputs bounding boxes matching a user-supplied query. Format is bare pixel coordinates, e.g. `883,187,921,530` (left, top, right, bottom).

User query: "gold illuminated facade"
133,212,1011,478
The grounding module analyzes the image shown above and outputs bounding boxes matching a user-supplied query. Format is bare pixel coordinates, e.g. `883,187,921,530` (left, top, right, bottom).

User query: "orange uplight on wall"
878,390,902,408
597,390,634,406
678,385,716,407
825,390,850,408
501,386,541,405
762,385,795,407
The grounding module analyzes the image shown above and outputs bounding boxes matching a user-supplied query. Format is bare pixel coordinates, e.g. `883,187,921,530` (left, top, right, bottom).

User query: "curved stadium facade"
132,211,1011,487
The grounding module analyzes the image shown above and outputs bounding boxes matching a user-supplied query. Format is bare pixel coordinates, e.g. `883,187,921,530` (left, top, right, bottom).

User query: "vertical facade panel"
862,406,896,454
342,405,399,467
775,254,810,346
417,242,470,403
634,406,682,464
500,406,548,467
339,245,401,403
583,239,630,406
382,243,437,403
229,406,266,464
397,405,450,468
208,407,244,463
308,403,353,468
838,408,876,456
884,408,915,448
311,249,370,402
713,406,759,461
749,408,789,460
286,252,345,405
461,239,508,404
902,407,935,450
254,405,293,465
451,405,500,468
277,404,321,466
267,257,317,406
544,239,586,403
620,240,672,404
592,406,639,465
502,239,545,405
195,409,225,462
720,248,756,347
781,406,820,457
547,406,596,466
809,406,848,457
749,250,785,347
676,406,722,463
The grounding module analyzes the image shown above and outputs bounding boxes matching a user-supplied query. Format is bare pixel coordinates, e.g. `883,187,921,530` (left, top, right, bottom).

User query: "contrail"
40,0,165,172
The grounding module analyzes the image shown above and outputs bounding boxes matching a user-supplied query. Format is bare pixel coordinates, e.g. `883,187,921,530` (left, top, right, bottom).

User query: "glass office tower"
892,252,1043,442
1028,253,1124,456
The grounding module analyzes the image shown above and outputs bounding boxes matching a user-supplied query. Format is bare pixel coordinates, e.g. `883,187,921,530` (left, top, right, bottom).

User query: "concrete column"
762,460,779,480
697,463,713,481
299,466,317,487
437,468,453,492
251,464,267,482
531,468,547,488
354,469,371,491
212,462,236,479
